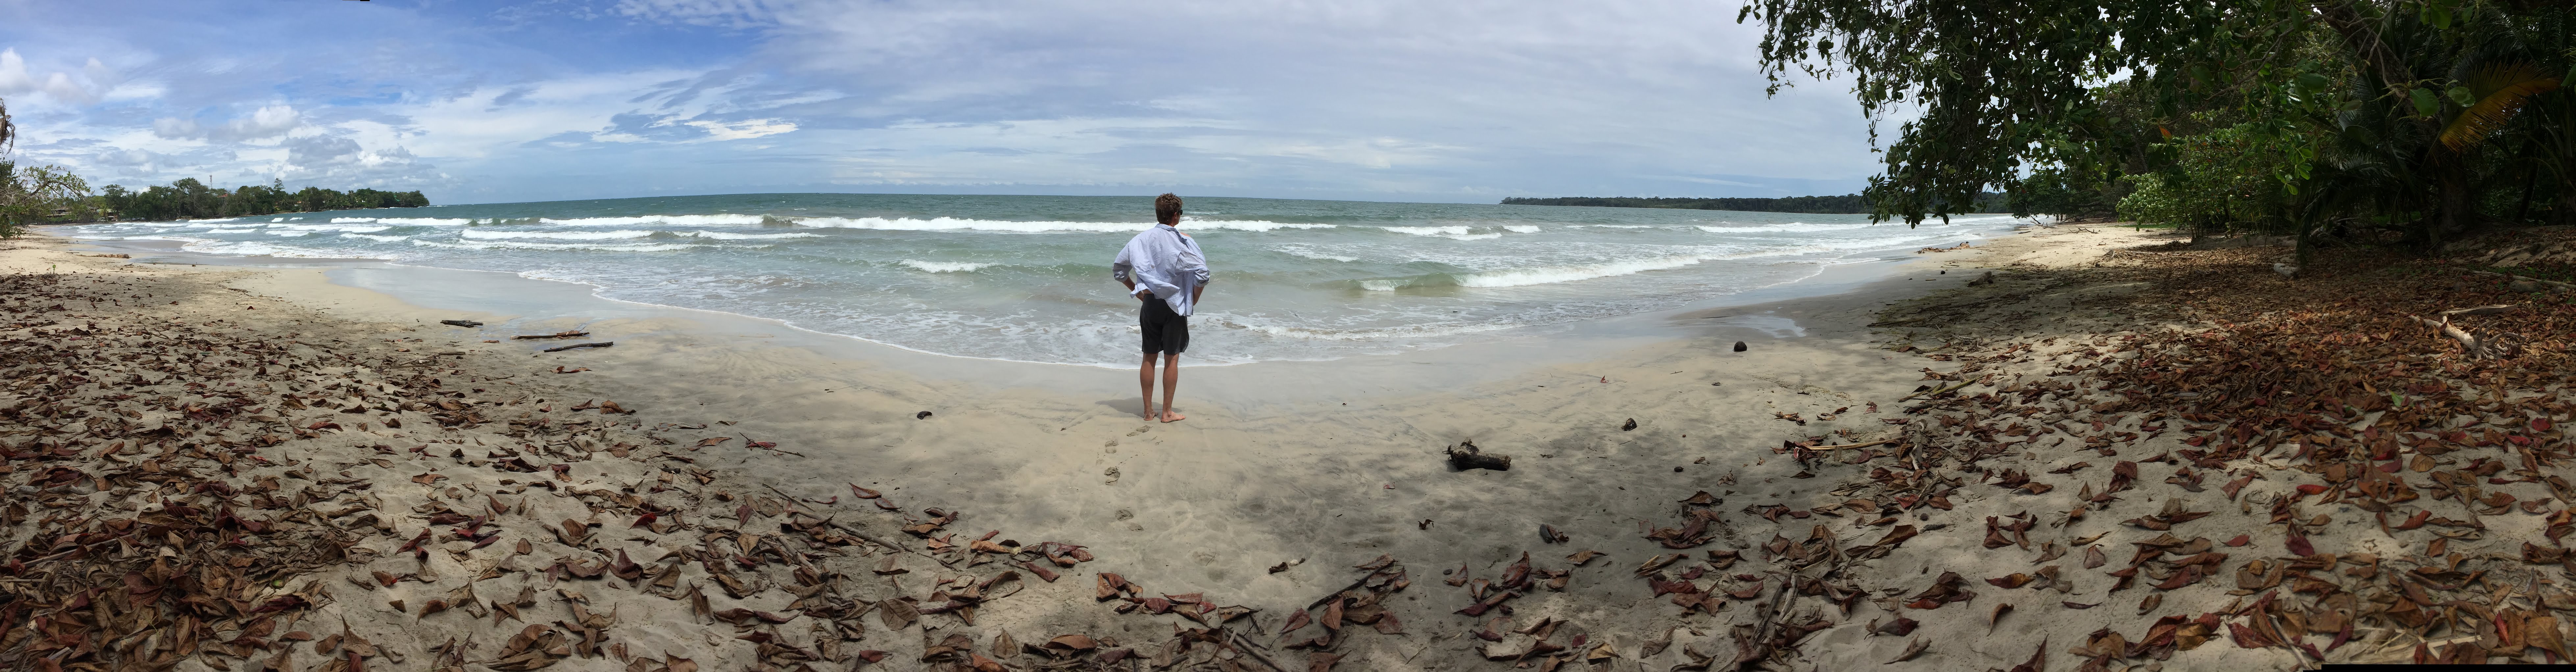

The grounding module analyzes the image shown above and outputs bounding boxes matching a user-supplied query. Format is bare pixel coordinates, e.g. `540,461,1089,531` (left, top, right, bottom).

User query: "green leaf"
2295,73,2330,92
2446,86,2475,107
2411,88,2440,118
2423,4,2452,29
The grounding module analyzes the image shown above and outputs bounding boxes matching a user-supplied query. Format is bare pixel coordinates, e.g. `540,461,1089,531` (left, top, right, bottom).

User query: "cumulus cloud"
280,133,438,184
2,1,1880,203
0,49,106,104
153,105,303,142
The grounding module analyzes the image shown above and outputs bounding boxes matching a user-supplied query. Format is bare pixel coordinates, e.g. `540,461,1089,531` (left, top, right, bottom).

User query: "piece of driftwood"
513,331,591,340
1447,440,1510,471
2407,314,2522,360
2439,304,2518,317
542,341,615,353
438,319,483,327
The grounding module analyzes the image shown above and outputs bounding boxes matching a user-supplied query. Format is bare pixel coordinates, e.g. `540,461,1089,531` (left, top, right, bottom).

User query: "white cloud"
0,1,1883,203
0,48,105,104
153,105,303,142
684,118,795,140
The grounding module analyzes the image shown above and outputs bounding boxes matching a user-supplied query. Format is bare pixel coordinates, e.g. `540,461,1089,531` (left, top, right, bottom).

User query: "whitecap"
410,239,705,253
687,230,819,240
461,229,655,240
899,260,998,273
167,237,384,259
537,214,768,227
1276,247,1359,262
1379,226,1500,240
1179,218,1336,232
1452,255,1726,288
341,234,408,242
796,216,1145,233
277,224,391,233
1503,225,1541,234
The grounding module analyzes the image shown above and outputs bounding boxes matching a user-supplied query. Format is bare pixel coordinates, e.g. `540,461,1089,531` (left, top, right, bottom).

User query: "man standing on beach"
1113,193,1211,423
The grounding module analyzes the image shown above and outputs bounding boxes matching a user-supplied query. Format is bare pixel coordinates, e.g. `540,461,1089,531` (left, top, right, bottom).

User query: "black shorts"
1140,296,1189,355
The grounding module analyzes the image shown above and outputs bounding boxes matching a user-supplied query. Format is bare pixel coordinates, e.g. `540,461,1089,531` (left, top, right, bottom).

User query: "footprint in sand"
1103,466,1120,484
1104,440,1118,448
1127,426,1151,436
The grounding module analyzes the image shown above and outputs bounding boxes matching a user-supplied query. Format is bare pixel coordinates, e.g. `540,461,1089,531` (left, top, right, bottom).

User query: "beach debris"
1446,440,1511,471
1967,270,1996,286
1733,340,1747,352
514,330,591,339
440,319,484,326
1621,418,1638,431
917,410,934,419
1270,559,1303,573
1887,638,1930,663
1539,524,1570,543
2406,312,2523,359
553,365,589,373
541,340,614,352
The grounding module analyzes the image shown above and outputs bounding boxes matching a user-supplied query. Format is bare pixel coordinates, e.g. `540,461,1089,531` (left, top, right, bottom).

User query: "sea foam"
899,260,998,273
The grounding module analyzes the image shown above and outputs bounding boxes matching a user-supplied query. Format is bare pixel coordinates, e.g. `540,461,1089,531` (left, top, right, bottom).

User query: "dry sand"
5,222,2569,672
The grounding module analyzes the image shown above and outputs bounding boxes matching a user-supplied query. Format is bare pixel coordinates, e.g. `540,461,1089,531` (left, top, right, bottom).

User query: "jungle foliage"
1743,0,2574,249
0,95,429,237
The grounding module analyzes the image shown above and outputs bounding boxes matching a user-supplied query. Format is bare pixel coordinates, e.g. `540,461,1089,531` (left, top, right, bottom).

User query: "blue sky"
0,0,1885,205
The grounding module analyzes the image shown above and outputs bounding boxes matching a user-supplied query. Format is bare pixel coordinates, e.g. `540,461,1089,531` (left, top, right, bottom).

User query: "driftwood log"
1447,440,1510,471
438,319,483,327
513,331,591,340
542,341,615,353
2408,314,2522,360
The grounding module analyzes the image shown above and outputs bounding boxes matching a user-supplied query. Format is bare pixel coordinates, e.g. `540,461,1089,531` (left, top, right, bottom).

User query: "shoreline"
27,222,2417,672
49,217,2014,375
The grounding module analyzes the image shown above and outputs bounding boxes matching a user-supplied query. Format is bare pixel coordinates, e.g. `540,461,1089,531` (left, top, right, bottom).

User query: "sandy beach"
6,223,2573,672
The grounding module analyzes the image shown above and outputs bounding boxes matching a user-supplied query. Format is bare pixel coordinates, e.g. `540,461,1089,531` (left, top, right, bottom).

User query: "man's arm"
1112,243,1144,299
1182,245,1211,304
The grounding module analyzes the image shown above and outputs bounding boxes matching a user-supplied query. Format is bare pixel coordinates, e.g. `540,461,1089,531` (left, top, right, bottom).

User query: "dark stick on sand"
543,341,614,352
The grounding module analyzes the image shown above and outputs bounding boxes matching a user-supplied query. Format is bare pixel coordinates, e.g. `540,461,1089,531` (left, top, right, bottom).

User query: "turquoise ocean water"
58,194,2019,367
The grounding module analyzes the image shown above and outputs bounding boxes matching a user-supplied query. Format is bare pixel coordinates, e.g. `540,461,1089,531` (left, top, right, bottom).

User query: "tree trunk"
2559,187,2575,227
2439,175,2474,237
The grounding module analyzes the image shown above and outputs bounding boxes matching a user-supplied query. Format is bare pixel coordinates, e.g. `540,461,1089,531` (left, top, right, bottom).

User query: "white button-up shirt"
1111,224,1212,316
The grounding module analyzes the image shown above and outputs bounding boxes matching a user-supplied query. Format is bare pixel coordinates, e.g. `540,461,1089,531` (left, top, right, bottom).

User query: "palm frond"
2438,61,2561,151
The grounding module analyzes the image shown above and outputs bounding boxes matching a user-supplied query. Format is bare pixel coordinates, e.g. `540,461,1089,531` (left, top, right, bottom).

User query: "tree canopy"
1500,192,2010,214
1743,0,2571,249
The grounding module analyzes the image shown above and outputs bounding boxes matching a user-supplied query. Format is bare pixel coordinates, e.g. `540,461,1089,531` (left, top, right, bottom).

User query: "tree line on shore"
1745,0,2572,252
0,98,429,237
1501,192,2010,214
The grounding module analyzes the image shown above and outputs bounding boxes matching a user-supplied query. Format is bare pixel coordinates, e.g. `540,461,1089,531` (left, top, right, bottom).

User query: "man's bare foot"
1159,410,1186,423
